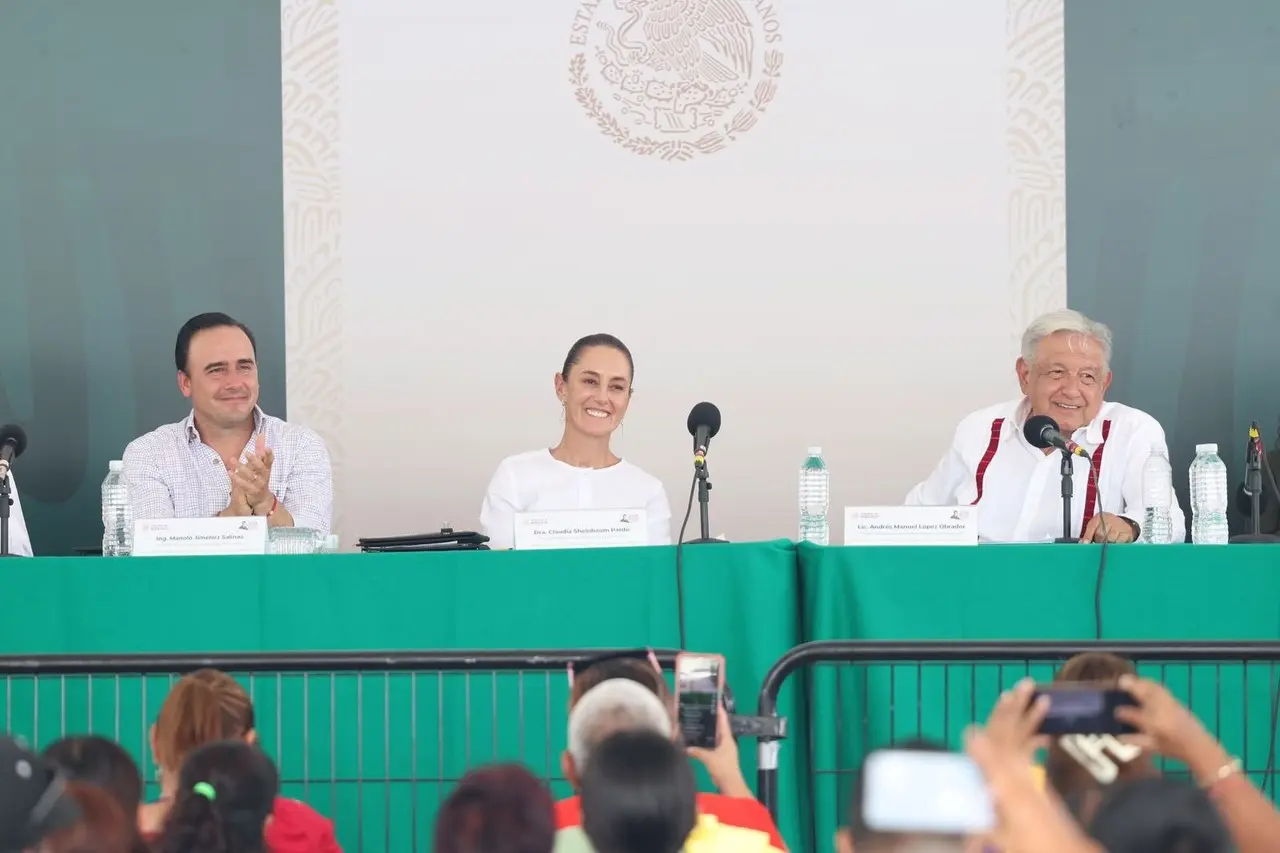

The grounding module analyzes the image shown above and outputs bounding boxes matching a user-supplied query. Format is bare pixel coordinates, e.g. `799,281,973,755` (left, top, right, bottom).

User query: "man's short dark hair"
174,312,257,374
581,729,696,853
1087,777,1231,853
848,738,949,845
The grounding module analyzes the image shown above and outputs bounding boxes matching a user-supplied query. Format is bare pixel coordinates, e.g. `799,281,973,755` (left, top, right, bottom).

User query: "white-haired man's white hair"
567,678,673,768
1021,309,1113,369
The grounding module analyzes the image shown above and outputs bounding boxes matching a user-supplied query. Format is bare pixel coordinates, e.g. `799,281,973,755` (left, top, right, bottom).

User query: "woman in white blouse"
480,334,672,550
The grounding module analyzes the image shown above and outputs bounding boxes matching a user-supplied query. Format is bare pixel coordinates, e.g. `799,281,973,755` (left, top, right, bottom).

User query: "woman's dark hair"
580,729,696,853
560,334,634,383
433,763,555,853
153,741,279,853
43,736,143,822
42,738,147,853
42,782,136,853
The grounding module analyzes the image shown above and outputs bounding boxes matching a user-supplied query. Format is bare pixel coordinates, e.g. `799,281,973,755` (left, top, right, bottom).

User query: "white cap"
325,534,340,551
108,460,123,471
1195,443,1218,454
807,447,822,456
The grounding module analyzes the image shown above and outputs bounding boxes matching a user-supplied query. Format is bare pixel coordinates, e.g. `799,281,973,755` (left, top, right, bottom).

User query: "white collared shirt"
121,407,333,533
1,474,33,556
479,449,672,550
906,398,1186,542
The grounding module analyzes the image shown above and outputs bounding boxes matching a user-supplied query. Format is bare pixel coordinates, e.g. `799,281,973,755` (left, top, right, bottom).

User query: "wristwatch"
1120,516,1141,539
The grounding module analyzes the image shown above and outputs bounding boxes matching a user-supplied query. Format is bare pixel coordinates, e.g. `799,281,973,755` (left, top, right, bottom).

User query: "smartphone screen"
675,653,722,750
862,749,995,835
1032,686,1138,735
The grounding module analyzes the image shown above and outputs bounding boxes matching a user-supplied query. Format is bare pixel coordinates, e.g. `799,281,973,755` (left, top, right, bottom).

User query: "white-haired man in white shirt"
906,309,1185,543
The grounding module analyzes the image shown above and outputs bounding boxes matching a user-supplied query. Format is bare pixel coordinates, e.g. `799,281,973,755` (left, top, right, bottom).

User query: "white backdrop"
281,0,1067,546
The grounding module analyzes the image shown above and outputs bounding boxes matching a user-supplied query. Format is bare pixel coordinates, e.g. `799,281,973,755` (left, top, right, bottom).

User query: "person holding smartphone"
479,334,671,550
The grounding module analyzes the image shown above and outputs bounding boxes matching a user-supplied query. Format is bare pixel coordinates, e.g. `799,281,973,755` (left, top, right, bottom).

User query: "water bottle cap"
108,460,123,471
807,447,822,456
1195,443,1218,454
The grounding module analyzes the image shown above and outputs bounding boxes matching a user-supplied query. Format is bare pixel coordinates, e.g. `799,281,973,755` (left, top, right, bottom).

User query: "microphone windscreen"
686,402,722,439
1023,415,1059,449
0,424,27,458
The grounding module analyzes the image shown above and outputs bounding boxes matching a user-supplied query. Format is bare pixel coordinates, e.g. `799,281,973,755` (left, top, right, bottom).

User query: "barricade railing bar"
0,649,683,676
754,640,1280,853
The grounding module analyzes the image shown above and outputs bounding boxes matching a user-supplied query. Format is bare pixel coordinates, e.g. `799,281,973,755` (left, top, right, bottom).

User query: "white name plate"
843,506,979,546
513,509,648,551
132,517,269,557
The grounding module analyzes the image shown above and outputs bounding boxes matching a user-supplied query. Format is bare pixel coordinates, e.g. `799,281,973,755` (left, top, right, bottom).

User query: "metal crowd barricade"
755,641,1280,853
0,649,680,853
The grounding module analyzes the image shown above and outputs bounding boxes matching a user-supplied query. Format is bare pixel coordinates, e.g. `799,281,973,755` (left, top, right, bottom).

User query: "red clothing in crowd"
143,796,341,853
555,793,786,850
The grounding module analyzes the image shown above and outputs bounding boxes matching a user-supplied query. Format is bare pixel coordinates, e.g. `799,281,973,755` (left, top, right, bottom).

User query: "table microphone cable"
673,471,698,650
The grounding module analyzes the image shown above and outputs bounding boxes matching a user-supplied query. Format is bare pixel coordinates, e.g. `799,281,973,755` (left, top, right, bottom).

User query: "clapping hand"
231,432,276,515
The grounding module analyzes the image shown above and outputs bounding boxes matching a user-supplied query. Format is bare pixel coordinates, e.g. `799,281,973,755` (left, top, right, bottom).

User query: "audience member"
835,739,970,853
0,735,81,853
42,737,147,853
578,729,697,853
433,763,556,853
40,782,136,853
1086,777,1231,853
153,741,278,853
140,668,341,853
556,663,783,848
1043,652,1158,820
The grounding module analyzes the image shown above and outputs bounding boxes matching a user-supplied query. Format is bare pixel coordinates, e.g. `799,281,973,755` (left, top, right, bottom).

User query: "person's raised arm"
1116,674,1280,853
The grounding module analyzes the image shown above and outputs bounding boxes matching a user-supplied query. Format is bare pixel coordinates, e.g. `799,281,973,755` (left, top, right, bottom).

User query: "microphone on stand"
1230,421,1279,543
688,401,721,469
1024,415,1097,544
1024,414,1090,458
0,424,28,558
684,402,725,544
673,402,726,651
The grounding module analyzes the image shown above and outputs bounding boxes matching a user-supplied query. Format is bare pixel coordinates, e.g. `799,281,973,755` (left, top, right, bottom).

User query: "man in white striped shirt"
121,313,332,534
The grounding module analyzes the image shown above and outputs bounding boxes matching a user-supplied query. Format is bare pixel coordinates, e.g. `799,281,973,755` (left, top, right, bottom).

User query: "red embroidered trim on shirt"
1081,419,1112,531
971,418,1005,505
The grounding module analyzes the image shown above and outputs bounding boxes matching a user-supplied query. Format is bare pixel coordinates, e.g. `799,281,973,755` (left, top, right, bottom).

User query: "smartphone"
861,749,995,835
1032,685,1138,735
675,652,724,750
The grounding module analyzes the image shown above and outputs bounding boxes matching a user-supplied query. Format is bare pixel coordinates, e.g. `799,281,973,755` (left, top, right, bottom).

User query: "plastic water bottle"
1140,446,1175,544
267,527,323,555
101,460,133,556
799,447,830,545
1189,443,1229,544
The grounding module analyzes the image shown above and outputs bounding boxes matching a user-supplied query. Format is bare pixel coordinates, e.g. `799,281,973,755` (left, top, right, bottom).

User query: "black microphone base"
1229,533,1280,544
1053,536,1080,544
685,537,730,545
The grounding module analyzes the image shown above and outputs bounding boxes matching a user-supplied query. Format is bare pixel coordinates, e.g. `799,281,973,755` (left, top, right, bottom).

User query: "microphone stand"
1231,441,1280,543
686,458,729,545
1053,449,1077,544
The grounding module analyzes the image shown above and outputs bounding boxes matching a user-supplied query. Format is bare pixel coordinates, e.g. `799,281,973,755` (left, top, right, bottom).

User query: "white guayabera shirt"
906,397,1186,542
